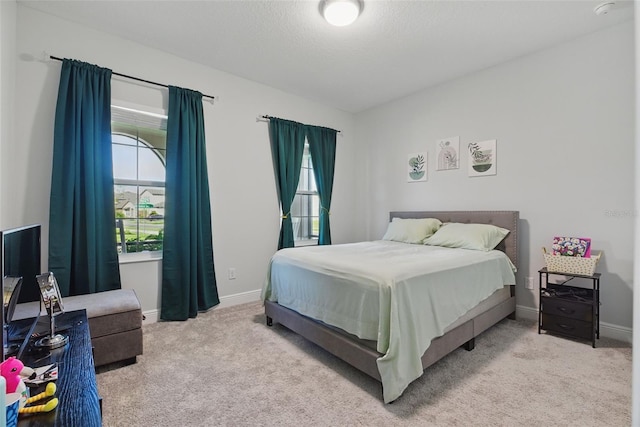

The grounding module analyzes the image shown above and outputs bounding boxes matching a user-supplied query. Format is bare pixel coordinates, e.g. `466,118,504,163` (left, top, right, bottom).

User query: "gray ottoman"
13,289,143,367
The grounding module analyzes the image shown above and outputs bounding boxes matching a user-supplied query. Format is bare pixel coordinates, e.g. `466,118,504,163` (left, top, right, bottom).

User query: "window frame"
292,142,319,245
111,105,167,260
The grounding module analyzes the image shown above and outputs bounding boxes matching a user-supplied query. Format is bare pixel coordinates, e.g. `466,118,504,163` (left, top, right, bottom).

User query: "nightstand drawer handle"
557,323,574,331
557,307,575,315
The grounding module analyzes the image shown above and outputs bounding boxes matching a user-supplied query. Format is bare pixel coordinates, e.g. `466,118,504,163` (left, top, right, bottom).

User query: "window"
291,142,319,242
112,106,167,254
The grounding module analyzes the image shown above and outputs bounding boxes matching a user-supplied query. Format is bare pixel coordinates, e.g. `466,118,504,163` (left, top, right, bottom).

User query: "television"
2,224,42,304
1,224,43,359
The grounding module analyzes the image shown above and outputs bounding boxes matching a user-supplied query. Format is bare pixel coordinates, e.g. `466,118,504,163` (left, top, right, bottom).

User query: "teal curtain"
306,125,337,245
268,118,306,249
161,86,219,321
48,59,121,297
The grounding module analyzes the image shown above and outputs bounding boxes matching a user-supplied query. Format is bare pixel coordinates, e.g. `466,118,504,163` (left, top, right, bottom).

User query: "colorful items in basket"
551,236,591,258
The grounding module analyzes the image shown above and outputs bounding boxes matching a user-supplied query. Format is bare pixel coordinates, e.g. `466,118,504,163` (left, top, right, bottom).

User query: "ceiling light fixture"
594,2,615,16
322,0,362,27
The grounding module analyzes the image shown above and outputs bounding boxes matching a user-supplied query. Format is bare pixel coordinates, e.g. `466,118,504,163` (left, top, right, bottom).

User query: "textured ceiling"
20,0,634,113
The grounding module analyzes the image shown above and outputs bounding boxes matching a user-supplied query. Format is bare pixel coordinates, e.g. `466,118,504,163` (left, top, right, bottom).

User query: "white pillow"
423,222,509,251
382,217,442,244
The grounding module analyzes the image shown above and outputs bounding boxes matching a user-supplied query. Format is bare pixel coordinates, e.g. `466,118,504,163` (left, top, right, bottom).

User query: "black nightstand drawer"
538,268,600,347
541,296,592,322
542,313,592,340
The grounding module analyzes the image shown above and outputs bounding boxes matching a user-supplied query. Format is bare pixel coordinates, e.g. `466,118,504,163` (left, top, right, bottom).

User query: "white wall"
5,6,635,335
0,0,17,229
7,3,636,420
11,6,365,319
356,22,635,337
633,3,639,425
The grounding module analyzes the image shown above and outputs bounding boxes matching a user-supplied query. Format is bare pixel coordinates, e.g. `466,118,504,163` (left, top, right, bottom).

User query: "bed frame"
265,211,519,386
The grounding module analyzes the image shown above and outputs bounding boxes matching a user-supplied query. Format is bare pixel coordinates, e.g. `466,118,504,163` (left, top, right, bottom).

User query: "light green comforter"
262,241,516,403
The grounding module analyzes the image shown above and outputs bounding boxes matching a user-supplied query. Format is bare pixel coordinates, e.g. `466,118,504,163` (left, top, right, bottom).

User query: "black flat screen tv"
2,224,42,304
1,224,43,360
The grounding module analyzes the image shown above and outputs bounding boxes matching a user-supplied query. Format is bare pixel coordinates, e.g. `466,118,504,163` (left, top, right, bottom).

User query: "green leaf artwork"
467,140,497,177
408,153,426,181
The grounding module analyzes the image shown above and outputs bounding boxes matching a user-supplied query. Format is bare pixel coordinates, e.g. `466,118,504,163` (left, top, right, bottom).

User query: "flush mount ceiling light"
322,0,362,27
594,1,615,15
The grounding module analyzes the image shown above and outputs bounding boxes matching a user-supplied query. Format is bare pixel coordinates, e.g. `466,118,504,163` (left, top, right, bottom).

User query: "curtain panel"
161,86,219,321
306,125,337,245
48,59,121,296
268,118,307,250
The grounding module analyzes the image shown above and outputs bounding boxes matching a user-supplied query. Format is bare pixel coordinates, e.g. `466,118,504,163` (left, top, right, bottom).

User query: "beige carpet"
96,302,631,426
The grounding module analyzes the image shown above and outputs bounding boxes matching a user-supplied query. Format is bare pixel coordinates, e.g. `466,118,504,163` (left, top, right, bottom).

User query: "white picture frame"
468,139,497,177
407,152,427,182
436,136,460,170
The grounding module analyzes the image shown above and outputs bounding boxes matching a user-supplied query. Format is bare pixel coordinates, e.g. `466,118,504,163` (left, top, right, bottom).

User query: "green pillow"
382,217,442,244
423,222,509,251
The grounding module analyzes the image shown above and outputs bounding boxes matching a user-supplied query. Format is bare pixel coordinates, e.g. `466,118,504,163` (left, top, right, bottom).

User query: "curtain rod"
49,55,216,102
257,115,341,134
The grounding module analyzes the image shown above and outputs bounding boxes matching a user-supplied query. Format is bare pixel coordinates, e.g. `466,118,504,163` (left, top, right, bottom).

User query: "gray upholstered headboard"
389,211,519,269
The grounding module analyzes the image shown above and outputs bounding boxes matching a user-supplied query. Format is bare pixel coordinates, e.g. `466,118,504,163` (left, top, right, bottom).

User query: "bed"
262,210,519,403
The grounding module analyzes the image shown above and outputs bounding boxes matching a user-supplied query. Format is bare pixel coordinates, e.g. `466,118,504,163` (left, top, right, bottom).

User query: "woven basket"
542,247,601,276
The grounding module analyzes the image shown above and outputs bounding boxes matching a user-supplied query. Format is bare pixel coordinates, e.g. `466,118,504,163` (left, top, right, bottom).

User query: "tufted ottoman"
14,289,143,367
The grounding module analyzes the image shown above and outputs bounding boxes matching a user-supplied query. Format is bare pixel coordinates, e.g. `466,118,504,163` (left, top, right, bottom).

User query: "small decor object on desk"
0,357,30,408
2,276,23,357
542,246,601,276
23,364,58,387
5,394,19,427
0,376,5,426
18,382,58,415
0,357,59,426
35,272,69,349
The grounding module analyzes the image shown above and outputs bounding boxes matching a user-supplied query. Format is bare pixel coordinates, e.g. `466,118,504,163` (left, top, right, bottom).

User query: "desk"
11,310,101,426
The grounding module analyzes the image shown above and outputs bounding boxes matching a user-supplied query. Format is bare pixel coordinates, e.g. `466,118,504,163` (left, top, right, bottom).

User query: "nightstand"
538,267,600,348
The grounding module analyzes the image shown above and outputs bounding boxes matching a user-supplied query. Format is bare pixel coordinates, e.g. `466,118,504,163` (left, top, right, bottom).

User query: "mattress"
323,286,512,351
444,285,512,333
262,240,516,402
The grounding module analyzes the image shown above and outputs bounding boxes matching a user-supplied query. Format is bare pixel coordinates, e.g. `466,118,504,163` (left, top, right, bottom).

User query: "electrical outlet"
228,268,236,280
525,277,534,290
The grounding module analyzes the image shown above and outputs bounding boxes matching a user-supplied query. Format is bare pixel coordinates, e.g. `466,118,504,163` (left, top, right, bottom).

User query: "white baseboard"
218,289,262,308
142,289,262,325
516,304,538,322
516,304,632,344
142,310,159,325
599,320,633,344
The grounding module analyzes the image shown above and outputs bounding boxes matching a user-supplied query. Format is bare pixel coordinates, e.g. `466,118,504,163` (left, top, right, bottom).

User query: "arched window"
112,106,167,254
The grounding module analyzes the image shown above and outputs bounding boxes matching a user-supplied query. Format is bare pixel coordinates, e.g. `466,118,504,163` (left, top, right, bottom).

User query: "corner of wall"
0,0,18,228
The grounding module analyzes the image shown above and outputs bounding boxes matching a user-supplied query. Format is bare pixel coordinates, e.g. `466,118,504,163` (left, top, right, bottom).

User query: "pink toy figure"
0,357,27,394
